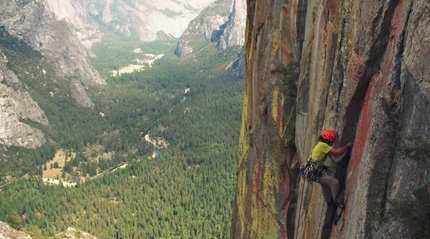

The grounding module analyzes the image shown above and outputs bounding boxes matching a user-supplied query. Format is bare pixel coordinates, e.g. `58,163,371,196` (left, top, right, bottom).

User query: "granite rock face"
0,221,97,239
56,227,98,239
0,0,106,107
231,0,430,238
0,221,31,239
0,50,47,149
175,0,232,58
175,0,246,58
217,0,246,50
0,0,106,148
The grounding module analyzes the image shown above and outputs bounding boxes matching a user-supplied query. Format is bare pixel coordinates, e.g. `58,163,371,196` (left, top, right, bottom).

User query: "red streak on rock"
391,0,407,34
282,229,287,238
279,163,289,193
338,80,375,237
348,53,364,82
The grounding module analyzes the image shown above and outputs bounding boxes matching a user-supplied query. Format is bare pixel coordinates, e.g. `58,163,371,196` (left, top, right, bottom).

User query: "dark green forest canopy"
0,38,244,238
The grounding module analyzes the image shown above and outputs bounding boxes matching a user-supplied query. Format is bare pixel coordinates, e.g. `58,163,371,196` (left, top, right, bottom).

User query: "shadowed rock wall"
231,0,430,238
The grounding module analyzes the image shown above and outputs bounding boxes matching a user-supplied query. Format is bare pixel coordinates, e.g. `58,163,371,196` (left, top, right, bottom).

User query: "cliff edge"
231,0,430,238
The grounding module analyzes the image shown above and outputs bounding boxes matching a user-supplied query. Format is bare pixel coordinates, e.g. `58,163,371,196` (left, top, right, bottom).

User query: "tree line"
0,39,244,238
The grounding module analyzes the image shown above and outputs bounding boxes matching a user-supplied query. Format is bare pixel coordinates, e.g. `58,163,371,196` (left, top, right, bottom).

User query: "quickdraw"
299,160,328,182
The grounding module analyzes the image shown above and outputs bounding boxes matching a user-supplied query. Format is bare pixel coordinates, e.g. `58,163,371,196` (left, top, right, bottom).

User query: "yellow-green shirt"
310,142,332,163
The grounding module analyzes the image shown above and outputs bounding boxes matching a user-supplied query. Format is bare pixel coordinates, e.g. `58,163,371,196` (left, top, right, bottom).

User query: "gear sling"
300,160,328,182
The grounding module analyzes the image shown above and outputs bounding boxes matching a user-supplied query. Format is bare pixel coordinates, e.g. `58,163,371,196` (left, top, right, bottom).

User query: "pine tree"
6,210,22,230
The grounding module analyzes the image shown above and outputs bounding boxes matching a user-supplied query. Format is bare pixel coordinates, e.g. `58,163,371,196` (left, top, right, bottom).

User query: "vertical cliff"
0,49,48,148
218,0,247,50
231,0,430,238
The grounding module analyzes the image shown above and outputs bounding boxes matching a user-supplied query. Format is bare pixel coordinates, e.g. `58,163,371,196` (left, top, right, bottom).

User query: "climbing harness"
300,160,328,182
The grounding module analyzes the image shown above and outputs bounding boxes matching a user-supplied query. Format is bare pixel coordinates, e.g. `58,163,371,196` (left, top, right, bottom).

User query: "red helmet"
321,130,336,142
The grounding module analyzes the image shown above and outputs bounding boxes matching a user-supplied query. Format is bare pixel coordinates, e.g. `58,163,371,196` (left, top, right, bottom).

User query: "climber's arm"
328,142,352,163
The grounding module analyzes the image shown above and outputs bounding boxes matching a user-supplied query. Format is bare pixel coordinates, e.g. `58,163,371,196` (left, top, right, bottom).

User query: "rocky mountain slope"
0,0,105,148
0,221,30,239
83,0,217,43
0,221,97,239
0,1,105,87
0,48,48,149
217,0,246,50
175,0,246,57
231,0,430,239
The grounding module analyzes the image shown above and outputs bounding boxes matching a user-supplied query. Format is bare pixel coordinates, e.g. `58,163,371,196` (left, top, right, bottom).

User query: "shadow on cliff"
321,148,352,237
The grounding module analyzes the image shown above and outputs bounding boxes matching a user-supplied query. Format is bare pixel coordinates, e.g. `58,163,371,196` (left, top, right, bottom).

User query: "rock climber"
303,129,352,207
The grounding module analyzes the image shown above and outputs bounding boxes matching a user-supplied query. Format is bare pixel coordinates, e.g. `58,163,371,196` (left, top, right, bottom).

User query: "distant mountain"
174,0,246,58
43,0,218,46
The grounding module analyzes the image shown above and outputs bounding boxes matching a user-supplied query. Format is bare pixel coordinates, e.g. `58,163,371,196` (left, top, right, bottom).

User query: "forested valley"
0,35,244,238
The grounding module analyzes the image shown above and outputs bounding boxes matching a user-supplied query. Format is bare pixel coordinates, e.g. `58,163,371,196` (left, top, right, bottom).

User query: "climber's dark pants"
317,172,340,203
